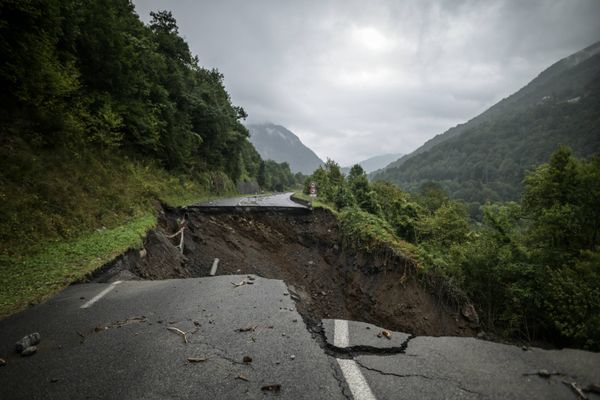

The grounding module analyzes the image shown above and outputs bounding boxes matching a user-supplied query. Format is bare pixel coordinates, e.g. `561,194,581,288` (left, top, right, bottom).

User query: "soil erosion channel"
91,207,476,337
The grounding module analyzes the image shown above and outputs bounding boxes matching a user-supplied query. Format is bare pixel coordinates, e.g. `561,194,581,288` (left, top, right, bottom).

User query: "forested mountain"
248,123,324,174
342,153,404,174
0,0,296,254
373,41,600,207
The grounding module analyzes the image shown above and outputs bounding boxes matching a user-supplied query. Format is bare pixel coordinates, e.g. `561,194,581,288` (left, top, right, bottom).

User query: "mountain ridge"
372,41,600,206
373,40,600,175
247,123,324,175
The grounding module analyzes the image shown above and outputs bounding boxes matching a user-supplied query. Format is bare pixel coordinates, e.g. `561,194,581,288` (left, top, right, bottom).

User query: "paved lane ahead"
196,192,306,208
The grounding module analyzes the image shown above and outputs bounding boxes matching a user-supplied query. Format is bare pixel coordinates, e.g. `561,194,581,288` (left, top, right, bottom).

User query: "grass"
338,207,419,260
292,192,338,214
0,213,155,318
0,142,241,318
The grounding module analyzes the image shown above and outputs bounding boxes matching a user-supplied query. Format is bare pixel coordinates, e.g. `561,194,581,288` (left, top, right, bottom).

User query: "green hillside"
0,0,297,315
373,43,600,208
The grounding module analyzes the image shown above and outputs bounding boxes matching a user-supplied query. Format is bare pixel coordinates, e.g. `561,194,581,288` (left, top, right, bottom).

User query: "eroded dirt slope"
91,207,477,337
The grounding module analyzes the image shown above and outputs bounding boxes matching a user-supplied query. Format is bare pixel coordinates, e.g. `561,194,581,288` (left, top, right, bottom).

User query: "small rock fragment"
243,356,252,363
381,330,392,340
236,325,257,332
261,384,281,392
21,346,37,356
15,332,41,353
0,358,6,366
290,355,296,360
537,369,551,378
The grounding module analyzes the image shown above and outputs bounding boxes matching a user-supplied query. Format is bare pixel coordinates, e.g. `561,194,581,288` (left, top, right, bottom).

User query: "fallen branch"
166,228,184,239
563,381,588,400
167,327,189,344
167,218,187,254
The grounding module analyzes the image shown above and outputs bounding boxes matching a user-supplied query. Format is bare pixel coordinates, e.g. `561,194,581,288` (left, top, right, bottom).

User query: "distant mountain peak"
247,123,324,175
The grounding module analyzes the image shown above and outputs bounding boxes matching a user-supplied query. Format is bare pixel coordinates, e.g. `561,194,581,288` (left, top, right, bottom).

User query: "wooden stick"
166,228,184,239
167,327,188,343
563,381,588,400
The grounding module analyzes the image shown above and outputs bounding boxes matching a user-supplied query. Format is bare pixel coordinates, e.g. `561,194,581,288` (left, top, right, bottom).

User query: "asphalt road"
197,192,306,208
2,276,600,399
2,192,599,399
0,276,346,400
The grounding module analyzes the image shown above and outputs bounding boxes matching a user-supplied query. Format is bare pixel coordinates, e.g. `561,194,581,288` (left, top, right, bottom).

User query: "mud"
90,207,477,338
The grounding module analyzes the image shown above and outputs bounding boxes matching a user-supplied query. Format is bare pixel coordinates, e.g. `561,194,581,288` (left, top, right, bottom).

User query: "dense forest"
373,43,600,212
0,0,299,256
306,148,600,350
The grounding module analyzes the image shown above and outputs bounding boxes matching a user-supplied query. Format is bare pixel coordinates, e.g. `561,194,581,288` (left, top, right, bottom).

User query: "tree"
257,161,267,189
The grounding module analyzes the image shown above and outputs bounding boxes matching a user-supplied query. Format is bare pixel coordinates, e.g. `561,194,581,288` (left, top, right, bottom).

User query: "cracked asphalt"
2,275,599,399
1,194,600,399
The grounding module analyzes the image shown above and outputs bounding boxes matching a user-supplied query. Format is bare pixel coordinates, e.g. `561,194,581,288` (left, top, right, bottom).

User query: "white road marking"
209,258,220,276
80,281,122,309
337,358,377,400
334,318,350,348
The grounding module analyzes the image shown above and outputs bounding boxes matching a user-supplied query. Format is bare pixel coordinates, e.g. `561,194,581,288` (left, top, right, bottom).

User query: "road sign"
309,182,317,197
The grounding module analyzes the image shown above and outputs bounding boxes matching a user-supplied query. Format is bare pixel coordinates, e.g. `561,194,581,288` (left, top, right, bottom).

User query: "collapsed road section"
89,198,477,338
2,194,600,399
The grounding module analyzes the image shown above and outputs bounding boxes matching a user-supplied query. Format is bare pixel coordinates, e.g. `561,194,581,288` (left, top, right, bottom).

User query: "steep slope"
247,123,324,174
372,41,600,204
374,41,600,174
342,153,404,174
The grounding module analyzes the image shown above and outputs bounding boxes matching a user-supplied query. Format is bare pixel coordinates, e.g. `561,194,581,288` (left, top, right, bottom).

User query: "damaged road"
0,276,347,400
1,193,599,399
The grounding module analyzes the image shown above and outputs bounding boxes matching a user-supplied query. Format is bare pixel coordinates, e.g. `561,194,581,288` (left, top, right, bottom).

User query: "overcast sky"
133,0,600,165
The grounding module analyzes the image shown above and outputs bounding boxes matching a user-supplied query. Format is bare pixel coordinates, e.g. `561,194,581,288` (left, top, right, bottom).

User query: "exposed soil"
90,207,477,337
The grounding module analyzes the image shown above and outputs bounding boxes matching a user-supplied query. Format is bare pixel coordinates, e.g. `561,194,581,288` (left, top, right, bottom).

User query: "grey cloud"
134,0,600,165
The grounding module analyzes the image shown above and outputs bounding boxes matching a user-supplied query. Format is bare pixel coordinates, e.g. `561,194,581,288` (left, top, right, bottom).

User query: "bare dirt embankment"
88,207,478,337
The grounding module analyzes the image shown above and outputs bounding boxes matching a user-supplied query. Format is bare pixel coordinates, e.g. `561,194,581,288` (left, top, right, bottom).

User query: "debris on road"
20,346,38,356
167,327,189,343
523,369,564,378
15,332,41,352
236,325,257,332
187,357,207,363
232,280,247,288
563,381,588,399
243,356,252,363
382,330,392,340
236,374,249,382
261,384,281,392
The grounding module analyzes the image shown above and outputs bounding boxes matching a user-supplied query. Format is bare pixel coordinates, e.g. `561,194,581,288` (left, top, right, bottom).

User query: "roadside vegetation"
0,1,297,317
304,150,600,350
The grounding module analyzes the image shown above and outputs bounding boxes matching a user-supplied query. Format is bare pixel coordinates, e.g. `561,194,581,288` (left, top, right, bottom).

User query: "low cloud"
134,0,600,165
